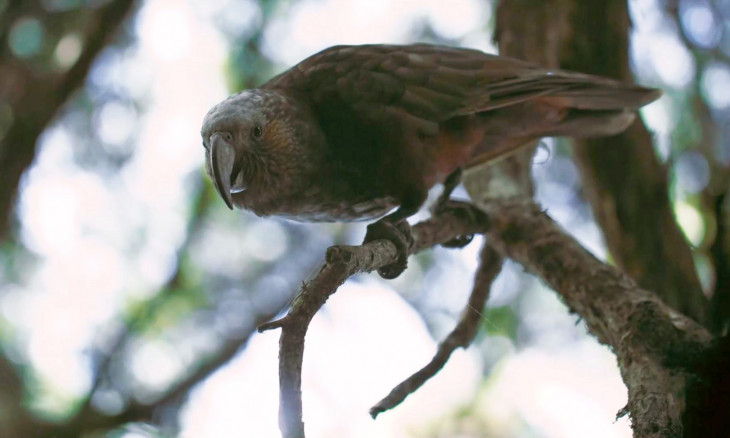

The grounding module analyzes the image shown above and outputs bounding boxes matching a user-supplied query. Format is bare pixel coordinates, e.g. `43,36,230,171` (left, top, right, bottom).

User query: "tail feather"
462,74,659,169
537,109,637,138
466,109,640,169
540,86,661,110
458,67,662,115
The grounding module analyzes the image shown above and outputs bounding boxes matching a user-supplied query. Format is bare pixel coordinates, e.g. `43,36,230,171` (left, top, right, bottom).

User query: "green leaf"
481,305,518,340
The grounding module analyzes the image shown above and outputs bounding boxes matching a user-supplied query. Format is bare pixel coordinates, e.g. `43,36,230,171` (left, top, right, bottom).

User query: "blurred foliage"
480,305,519,339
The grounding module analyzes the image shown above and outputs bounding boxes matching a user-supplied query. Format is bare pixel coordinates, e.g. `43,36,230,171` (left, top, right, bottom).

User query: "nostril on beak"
211,131,233,143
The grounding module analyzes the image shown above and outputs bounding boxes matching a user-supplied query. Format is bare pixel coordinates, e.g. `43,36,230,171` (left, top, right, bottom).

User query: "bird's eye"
251,125,263,140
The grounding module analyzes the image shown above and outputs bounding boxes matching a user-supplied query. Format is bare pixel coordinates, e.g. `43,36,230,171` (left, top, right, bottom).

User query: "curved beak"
209,132,236,210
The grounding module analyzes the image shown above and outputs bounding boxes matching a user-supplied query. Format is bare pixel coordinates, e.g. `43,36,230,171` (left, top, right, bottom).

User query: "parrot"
201,44,660,278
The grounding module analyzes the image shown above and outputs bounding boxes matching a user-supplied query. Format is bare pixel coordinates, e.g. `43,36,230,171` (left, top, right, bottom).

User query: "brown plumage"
202,43,658,221
201,43,659,276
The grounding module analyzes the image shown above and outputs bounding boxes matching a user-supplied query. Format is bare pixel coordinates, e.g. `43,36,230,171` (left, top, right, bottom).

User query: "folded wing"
266,44,659,127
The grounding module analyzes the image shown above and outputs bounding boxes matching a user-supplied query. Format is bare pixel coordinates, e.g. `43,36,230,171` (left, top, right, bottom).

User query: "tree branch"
263,195,713,438
557,1,708,325
369,242,502,418
481,199,710,437
258,208,488,438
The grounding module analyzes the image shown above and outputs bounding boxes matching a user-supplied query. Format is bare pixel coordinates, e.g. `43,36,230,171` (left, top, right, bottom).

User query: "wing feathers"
270,44,659,127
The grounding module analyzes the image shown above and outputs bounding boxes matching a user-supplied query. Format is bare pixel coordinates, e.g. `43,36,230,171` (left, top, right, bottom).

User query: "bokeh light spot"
701,62,730,110
212,0,261,37
137,0,192,61
640,95,674,135
96,100,137,150
91,388,125,415
675,201,705,246
675,152,710,194
9,17,45,59
131,340,184,393
54,33,83,69
681,3,721,49
633,31,695,88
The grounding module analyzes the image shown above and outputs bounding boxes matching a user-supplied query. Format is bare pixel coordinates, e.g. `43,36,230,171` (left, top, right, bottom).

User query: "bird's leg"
364,191,425,279
364,214,413,280
432,168,482,248
435,167,463,208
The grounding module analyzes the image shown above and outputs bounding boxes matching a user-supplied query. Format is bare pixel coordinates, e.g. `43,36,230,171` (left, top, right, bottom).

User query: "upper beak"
209,132,236,210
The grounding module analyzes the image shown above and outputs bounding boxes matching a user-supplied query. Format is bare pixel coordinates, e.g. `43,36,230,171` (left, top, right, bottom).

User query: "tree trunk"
492,0,723,436
494,0,707,326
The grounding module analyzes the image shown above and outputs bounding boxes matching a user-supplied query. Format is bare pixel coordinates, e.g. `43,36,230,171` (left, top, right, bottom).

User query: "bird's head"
201,89,320,210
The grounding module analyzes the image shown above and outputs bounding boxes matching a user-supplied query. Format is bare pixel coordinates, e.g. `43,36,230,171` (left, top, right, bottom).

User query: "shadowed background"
0,0,727,437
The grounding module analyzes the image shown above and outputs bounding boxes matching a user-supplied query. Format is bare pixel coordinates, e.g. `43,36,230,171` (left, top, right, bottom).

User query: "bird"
201,43,660,278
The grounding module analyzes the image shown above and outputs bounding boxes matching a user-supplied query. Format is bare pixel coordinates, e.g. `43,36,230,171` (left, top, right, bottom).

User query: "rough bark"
545,0,707,325
262,208,490,438
266,190,715,438
491,1,725,435
495,0,707,326
481,199,711,438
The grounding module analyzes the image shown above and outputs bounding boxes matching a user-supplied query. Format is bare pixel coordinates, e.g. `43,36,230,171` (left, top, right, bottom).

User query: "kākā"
201,44,660,278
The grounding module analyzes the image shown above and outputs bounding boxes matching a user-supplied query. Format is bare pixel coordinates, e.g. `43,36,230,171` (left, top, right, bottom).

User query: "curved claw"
210,132,236,210
433,199,484,249
364,220,414,279
441,234,474,248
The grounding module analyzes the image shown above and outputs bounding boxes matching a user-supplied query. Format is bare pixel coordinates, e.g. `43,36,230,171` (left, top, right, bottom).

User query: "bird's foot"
364,219,414,279
432,199,484,248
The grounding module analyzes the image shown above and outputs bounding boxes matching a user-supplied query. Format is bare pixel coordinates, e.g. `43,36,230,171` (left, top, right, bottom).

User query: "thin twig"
271,208,489,438
274,196,714,438
369,242,503,418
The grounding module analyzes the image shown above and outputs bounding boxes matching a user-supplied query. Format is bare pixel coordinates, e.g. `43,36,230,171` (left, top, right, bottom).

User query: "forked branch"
262,198,712,438
259,208,488,438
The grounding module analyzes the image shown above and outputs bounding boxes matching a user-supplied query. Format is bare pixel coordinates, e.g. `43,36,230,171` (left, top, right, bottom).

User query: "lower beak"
209,132,236,210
